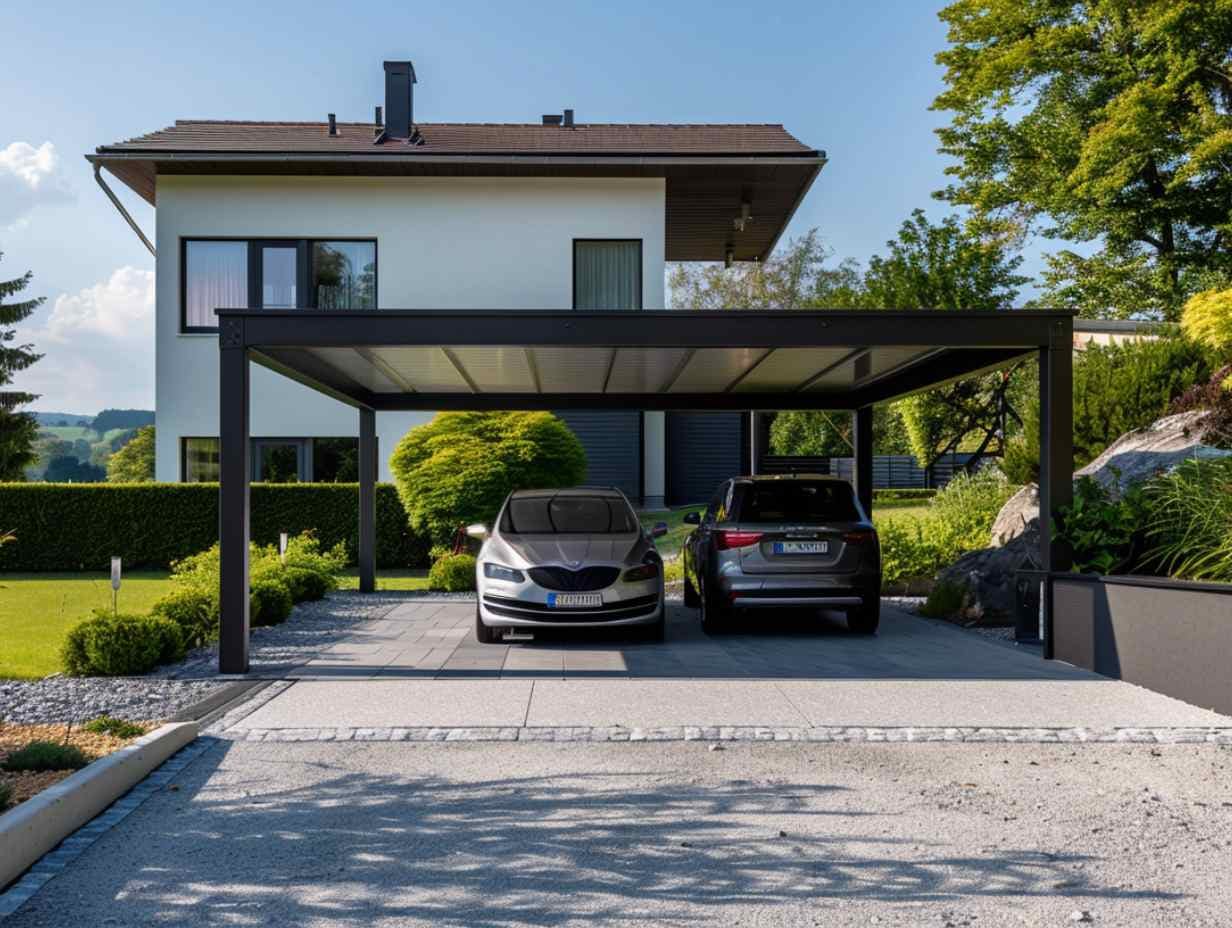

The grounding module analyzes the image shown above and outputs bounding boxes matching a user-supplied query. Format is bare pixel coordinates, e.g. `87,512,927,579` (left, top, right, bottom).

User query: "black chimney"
383,60,417,140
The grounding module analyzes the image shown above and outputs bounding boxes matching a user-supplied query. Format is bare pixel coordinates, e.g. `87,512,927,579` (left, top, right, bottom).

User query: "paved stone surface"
6,738,1232,926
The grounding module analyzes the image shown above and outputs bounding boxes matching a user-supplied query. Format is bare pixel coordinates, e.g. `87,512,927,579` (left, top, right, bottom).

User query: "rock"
1069,911,1093,923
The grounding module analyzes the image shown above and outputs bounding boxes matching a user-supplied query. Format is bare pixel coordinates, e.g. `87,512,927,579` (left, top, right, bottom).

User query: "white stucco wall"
153,175,667,482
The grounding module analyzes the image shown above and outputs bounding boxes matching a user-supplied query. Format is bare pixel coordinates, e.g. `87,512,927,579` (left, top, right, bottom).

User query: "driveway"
217,601,1231,735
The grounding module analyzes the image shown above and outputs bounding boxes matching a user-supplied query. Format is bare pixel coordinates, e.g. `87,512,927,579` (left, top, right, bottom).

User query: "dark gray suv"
681,475,881,635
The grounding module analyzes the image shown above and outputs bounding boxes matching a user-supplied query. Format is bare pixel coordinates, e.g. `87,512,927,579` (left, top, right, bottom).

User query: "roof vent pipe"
382,60,417,140
375,105,383,127
327,113,337,136
563,108,574,128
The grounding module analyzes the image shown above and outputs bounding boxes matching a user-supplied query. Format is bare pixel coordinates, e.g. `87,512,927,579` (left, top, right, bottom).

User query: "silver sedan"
469,488,668,644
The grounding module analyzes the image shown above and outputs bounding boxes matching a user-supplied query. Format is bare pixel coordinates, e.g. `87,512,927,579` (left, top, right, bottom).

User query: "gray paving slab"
525,680,811,728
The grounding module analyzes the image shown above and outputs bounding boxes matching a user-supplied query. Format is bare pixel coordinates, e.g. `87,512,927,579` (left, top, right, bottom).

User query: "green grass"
641,508,701,561
0,567,431,679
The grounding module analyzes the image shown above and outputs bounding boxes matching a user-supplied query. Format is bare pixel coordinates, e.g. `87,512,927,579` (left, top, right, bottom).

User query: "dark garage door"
667,412,744,507
554,410,642,500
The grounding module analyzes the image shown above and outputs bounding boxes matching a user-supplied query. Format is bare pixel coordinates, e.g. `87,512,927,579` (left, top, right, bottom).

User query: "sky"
2,0,1048,414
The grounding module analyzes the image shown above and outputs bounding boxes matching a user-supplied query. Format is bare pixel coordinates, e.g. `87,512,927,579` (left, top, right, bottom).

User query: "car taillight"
715,530,764,551
623,562,660,583
842,530,877,545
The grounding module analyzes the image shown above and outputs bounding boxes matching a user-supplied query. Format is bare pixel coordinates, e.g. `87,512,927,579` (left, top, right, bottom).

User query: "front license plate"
547,592,603,608
773,541,829,555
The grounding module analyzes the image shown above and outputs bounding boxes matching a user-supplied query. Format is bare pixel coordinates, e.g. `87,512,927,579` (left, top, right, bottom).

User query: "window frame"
571,238,643,311
180,237,378,333
180,435,372,483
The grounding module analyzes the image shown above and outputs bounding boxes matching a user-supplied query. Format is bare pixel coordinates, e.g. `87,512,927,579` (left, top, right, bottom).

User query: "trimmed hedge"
0,482,430,571
61,611,186,676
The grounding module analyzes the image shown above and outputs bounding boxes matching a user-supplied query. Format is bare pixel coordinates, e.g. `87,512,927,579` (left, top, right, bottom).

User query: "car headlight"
622,562,660,583
483,562,525,583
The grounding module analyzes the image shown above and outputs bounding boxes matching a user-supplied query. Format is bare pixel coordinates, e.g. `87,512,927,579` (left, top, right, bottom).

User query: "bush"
83,716,146,739
0,483,429,571
390,412,587,546
1171,365,1232,448
249,579,294,627
874,488,937,502
0,782,11,812
428,553,477,592
150,585,219,646
1,741,91,772
919,580,967,619
1055,476,1147,575
1181,287,1232,357
61,611,186,676
1142,457,1232,583
282,567,332,603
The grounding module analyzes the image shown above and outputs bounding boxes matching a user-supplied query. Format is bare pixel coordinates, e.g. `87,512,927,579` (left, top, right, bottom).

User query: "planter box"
1052,573,1232,716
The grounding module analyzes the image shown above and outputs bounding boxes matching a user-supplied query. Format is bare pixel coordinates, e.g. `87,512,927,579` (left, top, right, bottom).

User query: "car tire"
846,596,880,635
699,574,730,635
475,604,500,644
683,574,700,608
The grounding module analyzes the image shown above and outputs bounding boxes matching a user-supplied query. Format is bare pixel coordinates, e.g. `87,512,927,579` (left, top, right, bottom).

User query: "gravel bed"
0,677,228,726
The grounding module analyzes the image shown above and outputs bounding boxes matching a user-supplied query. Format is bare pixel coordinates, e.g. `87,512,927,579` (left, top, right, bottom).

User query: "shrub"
874,488,937,502
282,567,332,603
250,579,294,627
919,580,967,619
1055,476,1147,575
0,782,11,812
428,553,477,592
1,741,91,772
1171,365,1232,449
83,716,146,739
0,483,429,571
1142,457,1232,583
61,612,186,676
151,585,219,646
1181,287,1232,357
390,412,587,546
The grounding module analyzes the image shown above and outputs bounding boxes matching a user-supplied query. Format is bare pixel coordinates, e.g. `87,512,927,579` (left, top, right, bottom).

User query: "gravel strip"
0,677,228,726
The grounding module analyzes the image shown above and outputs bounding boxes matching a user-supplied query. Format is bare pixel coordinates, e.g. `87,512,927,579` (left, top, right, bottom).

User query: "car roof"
732,474,849,483
508,486,626,500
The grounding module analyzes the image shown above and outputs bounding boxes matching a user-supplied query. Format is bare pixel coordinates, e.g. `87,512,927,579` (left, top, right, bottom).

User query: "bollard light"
110,556,122,615
279,532,289,563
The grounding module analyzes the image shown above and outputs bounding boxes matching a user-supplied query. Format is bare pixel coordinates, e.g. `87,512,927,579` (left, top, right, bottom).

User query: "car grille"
528,566,621,591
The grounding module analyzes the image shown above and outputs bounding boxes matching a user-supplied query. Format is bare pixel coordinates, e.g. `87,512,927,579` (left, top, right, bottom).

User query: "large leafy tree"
107,425,156,482
0,254,44,481
933,0,1232,320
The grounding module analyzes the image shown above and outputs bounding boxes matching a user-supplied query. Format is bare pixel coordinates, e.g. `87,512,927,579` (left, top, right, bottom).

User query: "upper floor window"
182,238,376,332
573,240,642,310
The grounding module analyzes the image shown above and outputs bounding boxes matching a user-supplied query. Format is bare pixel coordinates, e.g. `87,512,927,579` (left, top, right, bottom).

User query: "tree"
934,1,1232,320
43,455,106,483
769,407,911,457
0,253,44,480
107,425,156,482
389,412,587,546
1181,287,1232,359
92,409,155,434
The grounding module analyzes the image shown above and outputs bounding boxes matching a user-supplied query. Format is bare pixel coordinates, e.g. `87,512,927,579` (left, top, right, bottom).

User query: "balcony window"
313,242,376,309
574,240,642,310
183,241,248,331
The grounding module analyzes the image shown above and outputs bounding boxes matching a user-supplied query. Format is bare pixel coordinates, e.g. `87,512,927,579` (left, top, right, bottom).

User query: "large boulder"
937,411,1230,622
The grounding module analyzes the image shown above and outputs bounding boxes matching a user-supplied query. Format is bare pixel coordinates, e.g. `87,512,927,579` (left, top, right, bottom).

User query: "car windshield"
502,495,638,534
739,480,860,523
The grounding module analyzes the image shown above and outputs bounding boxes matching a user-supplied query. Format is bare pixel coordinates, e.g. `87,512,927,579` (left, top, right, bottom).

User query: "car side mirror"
651,521,669,539
465,523,489,540
683,511,701,525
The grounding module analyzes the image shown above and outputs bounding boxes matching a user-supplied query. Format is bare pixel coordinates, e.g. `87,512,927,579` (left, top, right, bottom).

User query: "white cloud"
16,266,155,412
0,141,75,227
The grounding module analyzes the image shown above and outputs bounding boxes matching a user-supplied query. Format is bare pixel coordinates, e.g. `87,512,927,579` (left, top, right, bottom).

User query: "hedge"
0,482,430,571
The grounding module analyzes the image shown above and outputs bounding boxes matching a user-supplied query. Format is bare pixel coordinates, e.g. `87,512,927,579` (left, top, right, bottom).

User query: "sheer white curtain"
574,241,641,310
185,241,248,328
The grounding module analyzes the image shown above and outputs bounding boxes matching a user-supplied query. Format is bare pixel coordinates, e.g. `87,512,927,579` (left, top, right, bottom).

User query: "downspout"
93,164,156,257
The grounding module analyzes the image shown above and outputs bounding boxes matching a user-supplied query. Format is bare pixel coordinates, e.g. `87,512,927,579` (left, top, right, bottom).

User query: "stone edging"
223,725,1232,745
0,731,212,917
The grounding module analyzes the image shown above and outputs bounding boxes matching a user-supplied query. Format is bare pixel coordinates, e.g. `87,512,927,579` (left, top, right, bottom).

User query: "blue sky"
3,0,1042,412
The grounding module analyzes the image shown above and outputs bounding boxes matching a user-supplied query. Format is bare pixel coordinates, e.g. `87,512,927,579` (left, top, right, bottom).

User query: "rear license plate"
773,541,829,555
547,592,602,608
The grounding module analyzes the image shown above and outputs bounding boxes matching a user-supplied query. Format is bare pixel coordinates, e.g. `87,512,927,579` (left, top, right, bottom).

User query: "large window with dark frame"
182,437,368,483
182,238,376,331
573,240,642,310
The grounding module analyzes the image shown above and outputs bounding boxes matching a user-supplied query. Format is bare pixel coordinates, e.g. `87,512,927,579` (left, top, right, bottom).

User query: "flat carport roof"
215,309,1075,673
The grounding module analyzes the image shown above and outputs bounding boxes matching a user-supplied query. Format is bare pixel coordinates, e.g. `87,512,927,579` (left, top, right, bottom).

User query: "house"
88,59,825,507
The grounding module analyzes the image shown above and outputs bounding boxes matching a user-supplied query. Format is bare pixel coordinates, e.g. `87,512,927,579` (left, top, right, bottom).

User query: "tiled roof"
97,120,818,157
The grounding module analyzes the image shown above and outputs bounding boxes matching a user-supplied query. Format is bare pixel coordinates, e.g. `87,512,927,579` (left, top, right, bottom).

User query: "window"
183,437,221,482
180,437,365,483
182,239,376,331
573,240,642,310
501,494,639,535
183,241,248,331
736,480,860,524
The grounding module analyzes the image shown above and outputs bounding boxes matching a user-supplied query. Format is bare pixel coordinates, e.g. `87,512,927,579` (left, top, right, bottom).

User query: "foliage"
60,611,186,676
0,252,44,481
0,482,429,571
0,782,10,811
43,455,106,482
1,741,90,773
934,1,1232,320
83,716,146,739
1055,477,1147,575
874,488,938,502
106,426,155,482
91,409,154,434
390,412,587,546
1181,287,1232,361
1142,457,1232,583
428,553,477,592
768,406,910,457
150,586,219,647
249,579,293,627
1170,365,1232,448
919,580,968,619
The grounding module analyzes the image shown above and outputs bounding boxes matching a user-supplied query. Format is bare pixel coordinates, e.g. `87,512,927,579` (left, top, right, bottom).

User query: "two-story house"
88,59,825,507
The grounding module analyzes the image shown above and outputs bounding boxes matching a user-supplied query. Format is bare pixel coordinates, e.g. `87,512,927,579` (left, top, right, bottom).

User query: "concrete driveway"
219,601,1231,736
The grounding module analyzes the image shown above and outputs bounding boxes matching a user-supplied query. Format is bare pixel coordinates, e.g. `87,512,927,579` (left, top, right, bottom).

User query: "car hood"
501,533,641,567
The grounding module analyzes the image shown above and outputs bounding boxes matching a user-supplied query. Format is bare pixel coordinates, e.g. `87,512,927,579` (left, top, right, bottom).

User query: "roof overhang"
87,151,825,262
216,309,1073,412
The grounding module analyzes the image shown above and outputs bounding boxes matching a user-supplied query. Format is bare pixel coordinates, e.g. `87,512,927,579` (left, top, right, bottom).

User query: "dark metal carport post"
358,407,376,593
1038,320,1074,659
853,406,874,517
219,321,251,674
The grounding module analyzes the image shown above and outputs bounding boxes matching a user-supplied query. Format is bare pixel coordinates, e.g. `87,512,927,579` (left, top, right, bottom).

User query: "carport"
215,308,1073,673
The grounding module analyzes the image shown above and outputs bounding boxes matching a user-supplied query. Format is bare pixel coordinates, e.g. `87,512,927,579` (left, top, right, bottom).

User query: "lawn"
0,567,430,679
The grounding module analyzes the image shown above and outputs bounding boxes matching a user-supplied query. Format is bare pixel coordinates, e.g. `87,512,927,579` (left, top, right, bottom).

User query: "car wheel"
699,574,729,635
475,604,500,644
846,596,880,635
683,573,700,608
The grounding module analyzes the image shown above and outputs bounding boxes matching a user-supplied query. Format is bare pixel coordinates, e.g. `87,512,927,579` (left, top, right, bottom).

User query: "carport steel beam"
216,309,1074,673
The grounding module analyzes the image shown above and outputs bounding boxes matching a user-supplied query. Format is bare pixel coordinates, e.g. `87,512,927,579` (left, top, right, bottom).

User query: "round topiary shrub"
428,553,477,592
389,411,587,546
151,585,219,646
250,579,294,627
282,566,333,603
61,612,186,677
